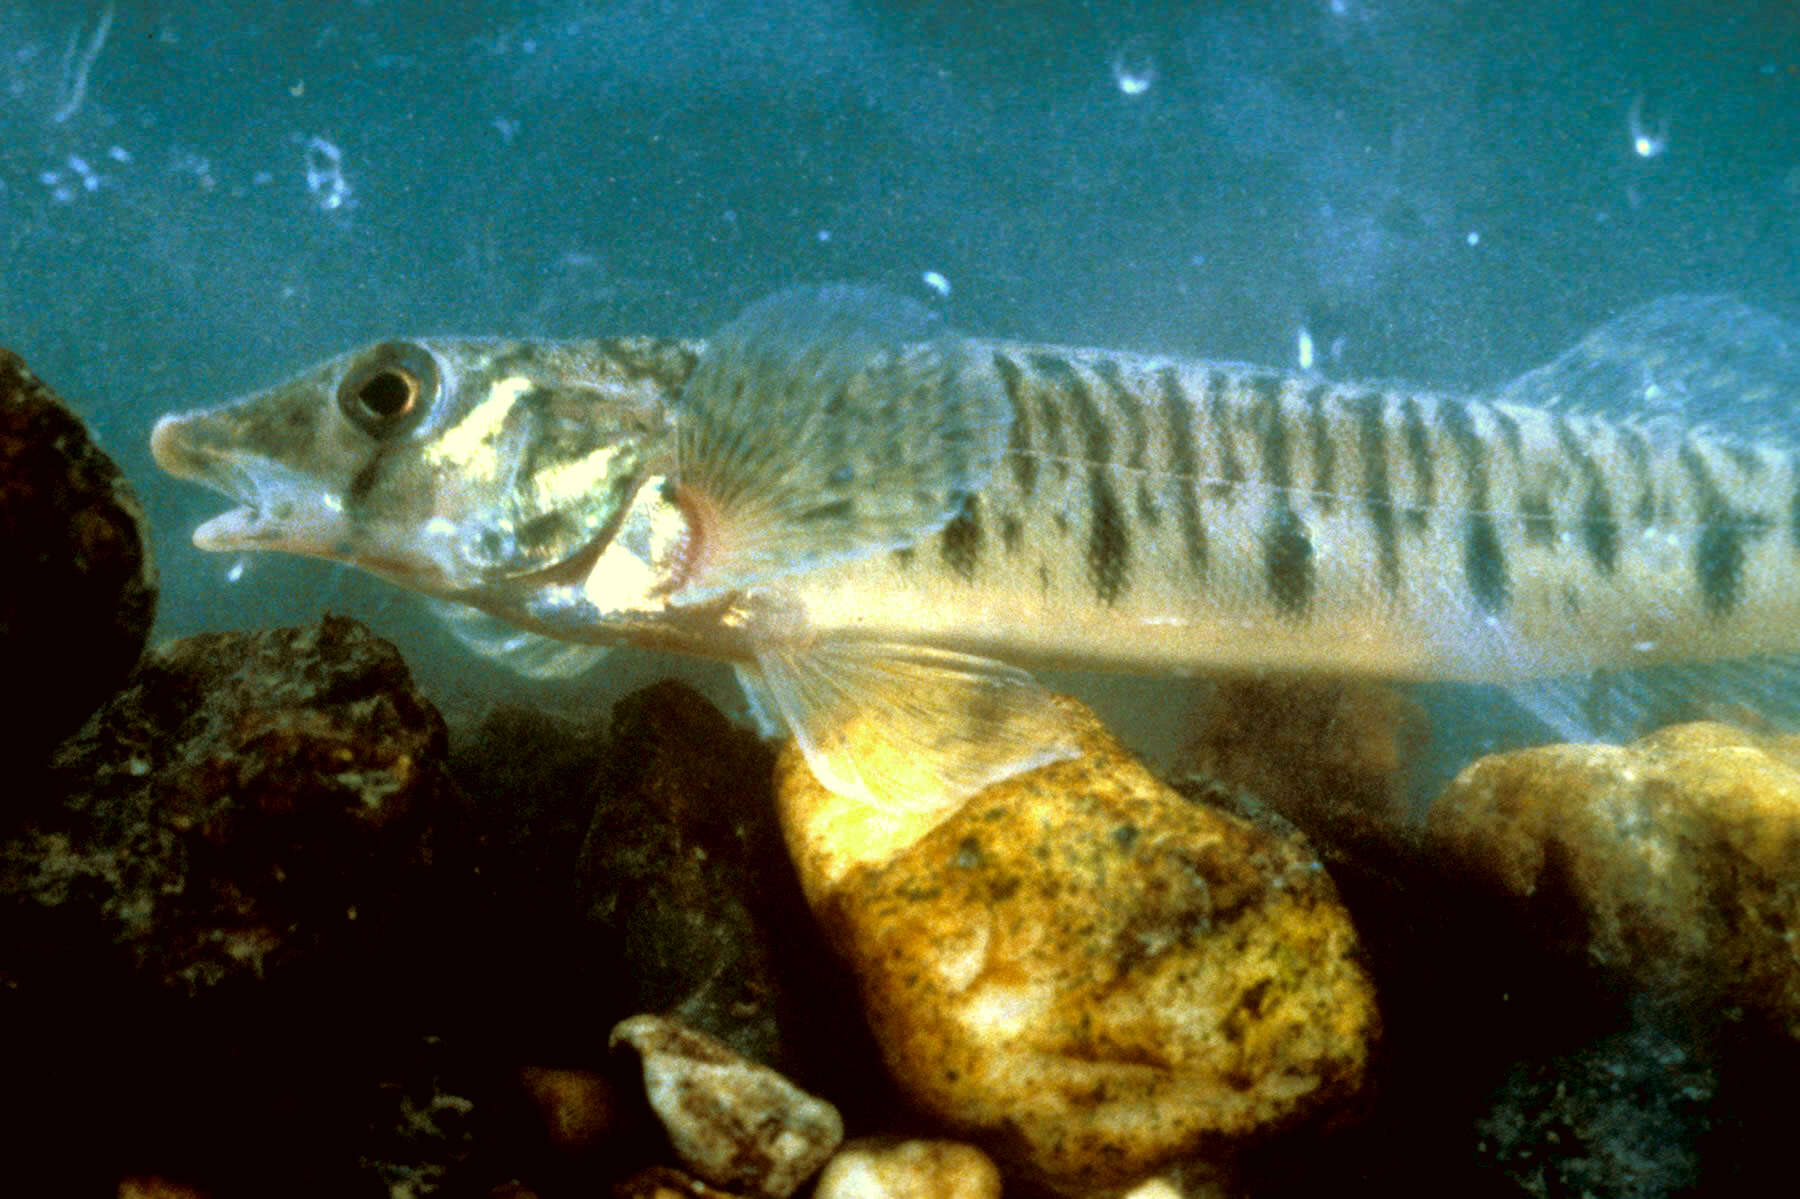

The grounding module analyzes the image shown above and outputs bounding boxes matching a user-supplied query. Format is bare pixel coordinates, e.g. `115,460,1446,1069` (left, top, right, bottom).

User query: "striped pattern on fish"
798,342,1798,682
148,286,1800,811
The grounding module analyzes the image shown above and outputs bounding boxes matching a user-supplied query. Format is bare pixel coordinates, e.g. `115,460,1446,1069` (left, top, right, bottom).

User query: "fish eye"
338,341,439,437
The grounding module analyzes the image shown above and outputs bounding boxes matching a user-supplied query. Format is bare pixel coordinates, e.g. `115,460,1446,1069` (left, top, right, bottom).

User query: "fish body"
151,288,1800,810
788,344,1800,681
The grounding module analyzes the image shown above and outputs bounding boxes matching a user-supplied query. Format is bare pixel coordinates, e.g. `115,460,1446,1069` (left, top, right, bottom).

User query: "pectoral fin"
743,639,1081,812
671,285,1010,602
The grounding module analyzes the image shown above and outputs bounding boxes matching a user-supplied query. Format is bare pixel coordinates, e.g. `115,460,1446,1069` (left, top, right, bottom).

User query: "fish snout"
150,411,210,481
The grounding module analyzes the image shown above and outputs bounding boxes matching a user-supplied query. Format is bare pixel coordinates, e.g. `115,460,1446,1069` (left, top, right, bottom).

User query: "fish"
150,285,1800,811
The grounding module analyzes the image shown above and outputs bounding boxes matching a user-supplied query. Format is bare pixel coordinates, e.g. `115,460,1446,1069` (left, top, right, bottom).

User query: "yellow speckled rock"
1428,722,1800,1033
776,696,1378,1194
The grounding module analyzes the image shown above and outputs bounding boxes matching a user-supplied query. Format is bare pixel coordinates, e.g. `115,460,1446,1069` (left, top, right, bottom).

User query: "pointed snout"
150,411,208,481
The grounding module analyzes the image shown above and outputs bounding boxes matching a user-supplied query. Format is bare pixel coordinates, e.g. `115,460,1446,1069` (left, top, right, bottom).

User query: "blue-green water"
5,0,1799,773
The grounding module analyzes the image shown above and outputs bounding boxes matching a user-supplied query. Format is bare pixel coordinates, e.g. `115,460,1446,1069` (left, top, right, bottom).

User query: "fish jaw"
150,407,356,555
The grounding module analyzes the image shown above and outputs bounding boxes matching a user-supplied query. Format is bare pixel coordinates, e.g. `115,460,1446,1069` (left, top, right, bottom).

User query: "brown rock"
813,1136,1001,1199
0,348,157,771
611,1013,843,1198
1428,721,1800,1034
1,614,454,993
777,696,1378,1193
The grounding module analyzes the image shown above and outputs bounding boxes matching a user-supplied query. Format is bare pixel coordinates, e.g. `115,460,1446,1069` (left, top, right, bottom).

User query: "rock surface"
0,615,478,1195
813,1137,1001,1199
1428,721,1800,1034
777,695,1379,1193
611,1014,844,1198
1473,1006,1716,1198
1,614,455,993
0,347,157,772
448,685,879,1101
576,682,825,1070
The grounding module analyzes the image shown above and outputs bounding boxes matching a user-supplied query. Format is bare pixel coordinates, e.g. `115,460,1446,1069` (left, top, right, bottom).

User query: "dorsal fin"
1497,294,1800,446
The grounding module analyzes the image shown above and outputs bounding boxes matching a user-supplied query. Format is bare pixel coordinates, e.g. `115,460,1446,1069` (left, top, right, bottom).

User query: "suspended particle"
1627,92,1669,160
66,154,99,192
1110,36,1157,97
1296,326,1316,370
922,270,951,297
304,136,352,211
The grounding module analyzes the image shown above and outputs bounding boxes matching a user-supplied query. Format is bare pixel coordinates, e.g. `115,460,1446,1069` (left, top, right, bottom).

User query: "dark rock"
574,682,864,1082
354,1037,483,1199
579,682,790,1064
2,613,455,994
1475,1004,1715,1199
444,683,887,1178
0,347,157,774
0,615,472,1196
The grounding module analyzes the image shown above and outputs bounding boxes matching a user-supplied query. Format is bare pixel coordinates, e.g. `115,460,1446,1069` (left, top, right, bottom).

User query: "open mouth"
150,411,347,555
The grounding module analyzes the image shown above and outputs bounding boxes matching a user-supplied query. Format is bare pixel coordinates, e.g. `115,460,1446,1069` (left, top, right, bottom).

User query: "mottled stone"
813,1137,1001,1199
0,348,156,770
611,1014,843,1198
1,614,453,992
1473,1008,1715,1199
777,696,1378,1193
1428,722,1800,1033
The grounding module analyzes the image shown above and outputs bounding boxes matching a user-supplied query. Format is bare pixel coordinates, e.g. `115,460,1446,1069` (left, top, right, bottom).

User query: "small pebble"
813,1137,1000,1199
611,1014,843,1198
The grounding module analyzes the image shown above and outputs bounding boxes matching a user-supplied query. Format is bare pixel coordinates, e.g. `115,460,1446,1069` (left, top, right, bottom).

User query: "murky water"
5,0,1797,780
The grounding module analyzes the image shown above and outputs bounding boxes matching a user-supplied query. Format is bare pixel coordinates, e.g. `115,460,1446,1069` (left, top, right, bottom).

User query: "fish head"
151,337,677,596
